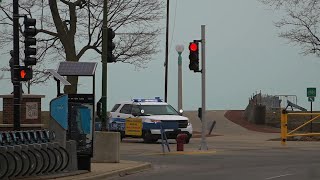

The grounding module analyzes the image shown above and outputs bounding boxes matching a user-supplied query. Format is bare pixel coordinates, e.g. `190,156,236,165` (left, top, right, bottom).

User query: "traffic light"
23,16,37,66
107,28,116,63
188,42,199,72
19,66,33,81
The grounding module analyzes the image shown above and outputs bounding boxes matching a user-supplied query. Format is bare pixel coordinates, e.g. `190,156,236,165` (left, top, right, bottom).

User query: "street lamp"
176,44,184,114
164,0,169,102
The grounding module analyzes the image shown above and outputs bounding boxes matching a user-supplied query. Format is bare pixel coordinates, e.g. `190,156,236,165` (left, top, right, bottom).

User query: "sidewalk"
23,160,151,180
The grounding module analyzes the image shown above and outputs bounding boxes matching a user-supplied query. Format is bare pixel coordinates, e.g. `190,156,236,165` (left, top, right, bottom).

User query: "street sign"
307,88,316,97
125,118,142,136
308,97,315,102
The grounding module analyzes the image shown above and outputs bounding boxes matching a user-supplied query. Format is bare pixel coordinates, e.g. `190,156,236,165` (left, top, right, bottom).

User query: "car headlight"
144,119,161,123
188,120,191,126
150,119,161,123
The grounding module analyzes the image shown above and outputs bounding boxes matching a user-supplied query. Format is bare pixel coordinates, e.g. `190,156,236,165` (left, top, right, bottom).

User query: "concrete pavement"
23,160,151,180
59,161,151,180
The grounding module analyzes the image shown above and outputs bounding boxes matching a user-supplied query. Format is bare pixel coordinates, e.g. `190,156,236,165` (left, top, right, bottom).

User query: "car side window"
131,105,140,114
111,104,121,112
120,104,132,114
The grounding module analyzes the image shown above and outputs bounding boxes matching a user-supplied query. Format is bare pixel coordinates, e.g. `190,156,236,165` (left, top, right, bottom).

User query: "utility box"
0,94,45,130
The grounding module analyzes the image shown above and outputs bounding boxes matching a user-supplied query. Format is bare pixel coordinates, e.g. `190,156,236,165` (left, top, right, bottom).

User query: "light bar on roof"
133,98,163,102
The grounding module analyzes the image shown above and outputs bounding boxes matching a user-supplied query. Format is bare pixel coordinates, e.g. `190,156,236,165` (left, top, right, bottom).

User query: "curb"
20,162,151,180
77,162,152,180
20,170,89,180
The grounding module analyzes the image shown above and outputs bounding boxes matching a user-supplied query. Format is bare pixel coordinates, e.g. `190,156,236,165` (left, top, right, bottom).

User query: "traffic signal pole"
101,0,108,131
199,25,208,150
13,0,21,130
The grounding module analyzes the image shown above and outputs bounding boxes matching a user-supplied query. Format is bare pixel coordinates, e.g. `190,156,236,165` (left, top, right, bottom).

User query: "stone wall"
245,93,320,132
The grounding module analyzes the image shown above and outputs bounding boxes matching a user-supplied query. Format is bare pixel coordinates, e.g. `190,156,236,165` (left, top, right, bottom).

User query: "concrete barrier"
92,132,120,163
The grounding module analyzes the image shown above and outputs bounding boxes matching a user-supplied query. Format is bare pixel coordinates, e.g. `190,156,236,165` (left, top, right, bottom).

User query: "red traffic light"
19,66,33,81
189,43,198,52
20,70,27,79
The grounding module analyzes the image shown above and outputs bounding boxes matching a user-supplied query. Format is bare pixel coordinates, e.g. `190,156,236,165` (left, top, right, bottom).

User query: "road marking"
143,150,217,156
265,173,294,180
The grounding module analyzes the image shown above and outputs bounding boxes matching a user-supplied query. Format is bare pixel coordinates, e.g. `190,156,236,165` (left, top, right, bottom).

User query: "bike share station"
0,62,98,179
49,62,97,171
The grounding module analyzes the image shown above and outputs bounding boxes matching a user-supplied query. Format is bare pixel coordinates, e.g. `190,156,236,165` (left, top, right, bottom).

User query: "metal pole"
178,52,182,112
101,0,108,131
13,0,21,131
199,25,208,150
311,101,313,133
164,0,169,102
281,110,286,145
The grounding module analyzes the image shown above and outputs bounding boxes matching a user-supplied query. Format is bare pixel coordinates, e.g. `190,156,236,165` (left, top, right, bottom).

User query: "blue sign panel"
78,107,91,134
50,95,68,130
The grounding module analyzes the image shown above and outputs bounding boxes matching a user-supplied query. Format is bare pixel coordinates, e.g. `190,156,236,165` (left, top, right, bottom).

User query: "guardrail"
0,130,70,179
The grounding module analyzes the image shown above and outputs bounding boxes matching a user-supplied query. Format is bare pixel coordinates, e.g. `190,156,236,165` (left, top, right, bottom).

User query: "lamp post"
165,0,169,102
176,45,184,113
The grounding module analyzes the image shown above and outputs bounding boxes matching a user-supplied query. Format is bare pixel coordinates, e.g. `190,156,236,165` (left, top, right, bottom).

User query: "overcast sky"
1,0,320,111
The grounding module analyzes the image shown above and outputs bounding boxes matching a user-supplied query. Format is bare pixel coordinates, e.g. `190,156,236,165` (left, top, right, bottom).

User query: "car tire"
120,132,125,141
185,137,190,144
143,131,158,143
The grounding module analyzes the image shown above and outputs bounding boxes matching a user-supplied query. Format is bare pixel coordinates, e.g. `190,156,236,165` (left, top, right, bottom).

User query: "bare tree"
0,0,164,94
260,0,320,57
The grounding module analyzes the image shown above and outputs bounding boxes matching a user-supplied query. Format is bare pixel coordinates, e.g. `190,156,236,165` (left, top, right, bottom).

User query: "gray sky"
1,0,320,111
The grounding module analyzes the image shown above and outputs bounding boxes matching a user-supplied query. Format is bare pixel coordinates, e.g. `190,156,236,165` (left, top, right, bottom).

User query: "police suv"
109,97,193,143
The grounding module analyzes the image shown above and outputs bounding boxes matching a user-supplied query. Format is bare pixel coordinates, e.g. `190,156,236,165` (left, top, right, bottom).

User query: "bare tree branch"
0,0,165,94
261,0,320,56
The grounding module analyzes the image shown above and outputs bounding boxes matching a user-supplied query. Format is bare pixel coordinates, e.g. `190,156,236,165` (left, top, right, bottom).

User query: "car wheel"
150,138,158,143
120,132,125,141
143,131,157,143
185,137,191,144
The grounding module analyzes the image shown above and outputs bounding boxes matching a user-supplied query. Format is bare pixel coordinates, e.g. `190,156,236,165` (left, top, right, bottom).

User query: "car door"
109,103,122,118
118,104,133,119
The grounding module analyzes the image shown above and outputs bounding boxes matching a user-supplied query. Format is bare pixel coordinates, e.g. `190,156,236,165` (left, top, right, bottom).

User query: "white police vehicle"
109,97,193,143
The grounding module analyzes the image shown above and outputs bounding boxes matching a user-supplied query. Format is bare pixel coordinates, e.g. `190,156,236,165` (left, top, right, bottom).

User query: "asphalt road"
110,111,320,180
114,143,320,180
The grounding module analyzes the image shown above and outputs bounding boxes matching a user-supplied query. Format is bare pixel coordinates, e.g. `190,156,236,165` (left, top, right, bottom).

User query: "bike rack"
0,130,71,179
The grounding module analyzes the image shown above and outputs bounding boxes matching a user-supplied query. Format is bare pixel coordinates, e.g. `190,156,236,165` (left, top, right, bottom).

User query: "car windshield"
139,105,179,115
